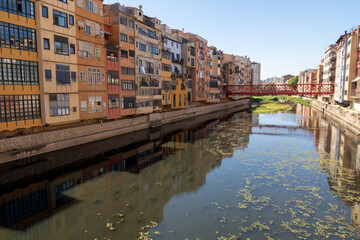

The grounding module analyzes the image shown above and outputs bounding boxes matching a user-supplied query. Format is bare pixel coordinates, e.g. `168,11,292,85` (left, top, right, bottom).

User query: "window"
129,50,135,57
59,0,67,3
85,0,98,14
80,71,86,81
150,45,159,55
108,95,119,109
173,94,176,107
107,71,119,85
78,41,94,58
86,25,91,35
121,50,128,58
45,69,52,81
0,95,41,123
121,67,135,75
148,29,157,39
122,97,135,109
129,20,134,28
53,10,68,28
120,17,127,26
122,80,133,90
120,34,127,42
42,6,48,18
0,21,37,52
69,15,74,26
0,58,39,86
54,35,69,55
162,63,171,72
43,38,50,50
71,71,76,82
88,68,101,84
0,0,35,19
56,64,70,84
70,44,75,54
139,42,146,52
179,94,181,106
129,36,134,44
95,48,101,57
49,94,69,117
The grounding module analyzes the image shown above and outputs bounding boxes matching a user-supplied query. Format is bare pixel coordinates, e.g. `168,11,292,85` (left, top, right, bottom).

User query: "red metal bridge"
224,84,334,96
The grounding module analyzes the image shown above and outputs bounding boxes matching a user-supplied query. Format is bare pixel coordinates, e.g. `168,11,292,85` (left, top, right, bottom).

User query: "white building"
162,25,182,76
251,62,261,85
334,34,347,103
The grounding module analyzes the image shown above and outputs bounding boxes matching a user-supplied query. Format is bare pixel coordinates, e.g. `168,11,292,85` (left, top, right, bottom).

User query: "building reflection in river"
0,111,253,240
2,104,360,239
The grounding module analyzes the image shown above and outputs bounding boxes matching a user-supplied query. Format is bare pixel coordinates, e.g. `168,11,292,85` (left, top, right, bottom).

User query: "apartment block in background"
322,45,336,102
103,4,136,117
210,47,226,101
0,0,42,131
160,25,188,109
76,0,106,120
177,35,196,103
172,30,208,102
36,0,79,125
251,62,261,85
334,32,348,104
281,74,294,84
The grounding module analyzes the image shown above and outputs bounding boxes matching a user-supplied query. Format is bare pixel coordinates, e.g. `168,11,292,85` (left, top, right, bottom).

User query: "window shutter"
77,0,83,8
93,2,98,14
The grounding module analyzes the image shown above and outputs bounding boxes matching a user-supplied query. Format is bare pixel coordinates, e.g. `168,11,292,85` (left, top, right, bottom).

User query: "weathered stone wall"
0,99,249,159
311,100,360,135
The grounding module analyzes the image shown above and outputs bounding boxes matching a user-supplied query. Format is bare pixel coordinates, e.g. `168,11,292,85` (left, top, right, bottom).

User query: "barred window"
0,58,39,85
49,94,69,117
0,21,37,51
0,95,41,122
0,0,35,19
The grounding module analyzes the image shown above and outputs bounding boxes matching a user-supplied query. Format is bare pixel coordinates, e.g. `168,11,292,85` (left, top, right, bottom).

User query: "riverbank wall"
311,100,360,135
0,98,250,162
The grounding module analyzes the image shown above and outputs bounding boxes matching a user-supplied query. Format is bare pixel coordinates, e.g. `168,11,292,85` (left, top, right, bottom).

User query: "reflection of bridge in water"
252,124,316,138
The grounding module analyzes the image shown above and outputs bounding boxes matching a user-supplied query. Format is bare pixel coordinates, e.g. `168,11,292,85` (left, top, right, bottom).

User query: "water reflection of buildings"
308,104,360,229
0,111,253,240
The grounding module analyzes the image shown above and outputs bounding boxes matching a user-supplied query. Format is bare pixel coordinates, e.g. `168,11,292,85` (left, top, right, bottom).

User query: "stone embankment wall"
0,99,249,159
311,100,360,135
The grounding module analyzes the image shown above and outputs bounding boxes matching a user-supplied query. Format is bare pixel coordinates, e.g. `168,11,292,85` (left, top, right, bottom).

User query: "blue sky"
107,0,360,80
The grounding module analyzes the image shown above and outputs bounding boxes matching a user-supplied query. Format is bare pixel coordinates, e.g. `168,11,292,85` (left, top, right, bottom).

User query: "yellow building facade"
36,0,80,125
0,0,42,131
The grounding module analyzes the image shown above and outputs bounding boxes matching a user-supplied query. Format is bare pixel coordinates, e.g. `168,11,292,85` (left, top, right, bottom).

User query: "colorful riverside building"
0,0,42,131
37,0,79,125
103,3,136,117
160,24,188,109
111,5,163,114
172,30,208,102
103,24,121,119
75,0,107,120
210,47,226,101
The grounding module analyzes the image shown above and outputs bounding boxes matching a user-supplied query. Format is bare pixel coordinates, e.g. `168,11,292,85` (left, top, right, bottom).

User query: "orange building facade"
76,0,107,120
0,0,42,131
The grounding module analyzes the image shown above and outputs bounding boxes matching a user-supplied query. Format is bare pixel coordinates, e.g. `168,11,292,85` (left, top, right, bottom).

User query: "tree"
288,76,299,90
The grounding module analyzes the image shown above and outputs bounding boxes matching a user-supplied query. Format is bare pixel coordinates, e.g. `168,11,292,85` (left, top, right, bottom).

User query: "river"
0,104,360,240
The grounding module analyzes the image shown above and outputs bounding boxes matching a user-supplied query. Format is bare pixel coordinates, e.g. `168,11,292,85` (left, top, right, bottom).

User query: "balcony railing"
137,88,161,96
139,67,155,74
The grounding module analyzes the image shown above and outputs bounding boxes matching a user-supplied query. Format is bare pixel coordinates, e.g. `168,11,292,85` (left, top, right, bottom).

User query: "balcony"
137,88,161,96
139,66,155,74
172,58,183,64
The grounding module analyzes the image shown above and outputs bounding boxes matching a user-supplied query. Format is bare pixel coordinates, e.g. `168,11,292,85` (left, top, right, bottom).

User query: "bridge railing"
224,84,334,95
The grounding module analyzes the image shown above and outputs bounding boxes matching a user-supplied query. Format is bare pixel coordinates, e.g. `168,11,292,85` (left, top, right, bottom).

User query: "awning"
352,76,360,82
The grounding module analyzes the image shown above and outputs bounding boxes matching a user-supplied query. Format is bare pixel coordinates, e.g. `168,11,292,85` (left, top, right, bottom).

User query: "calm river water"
1,104,360,240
